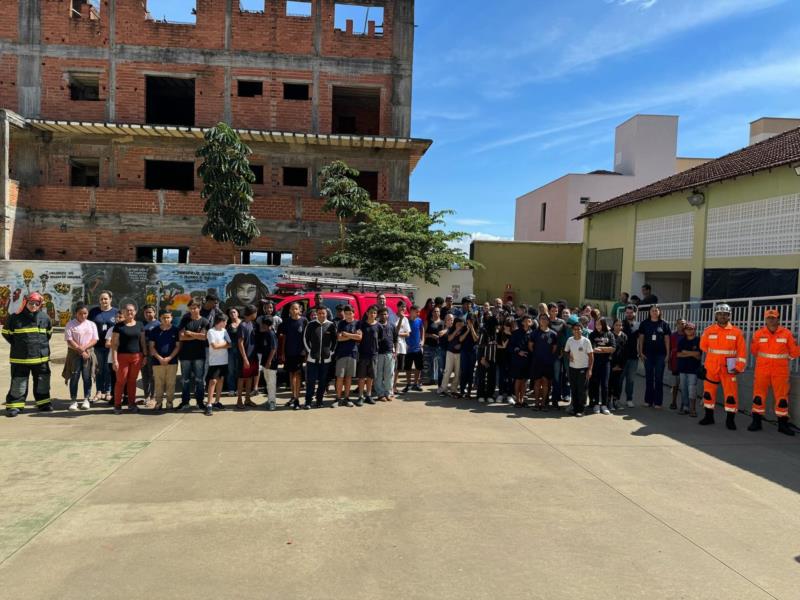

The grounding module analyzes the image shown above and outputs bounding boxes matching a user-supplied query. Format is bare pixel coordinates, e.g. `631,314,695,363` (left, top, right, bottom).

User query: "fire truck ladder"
280,275,416,293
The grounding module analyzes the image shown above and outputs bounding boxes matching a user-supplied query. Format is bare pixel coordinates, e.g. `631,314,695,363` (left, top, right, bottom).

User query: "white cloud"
453,218,494,226
476,52,800,153
415,107,480,122
450,232,512,256
609,0,658,9
552,0,786,81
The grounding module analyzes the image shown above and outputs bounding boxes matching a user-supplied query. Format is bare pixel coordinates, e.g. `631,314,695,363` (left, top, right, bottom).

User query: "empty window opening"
239,0,264,12
283,167,308,187
241,250,291,266
286,1,312,17
332,86,380,135
237,80,263,97
334,4,384,36
71,0,100,19
540,202,547,232
69,72,100,101
145,76,195,126
136,246,189,264
250,165,264,185
579,196,591,205
355,170,378,200
283,83,310,101
70,158,100,187
145,160,195,191
145,1,197,24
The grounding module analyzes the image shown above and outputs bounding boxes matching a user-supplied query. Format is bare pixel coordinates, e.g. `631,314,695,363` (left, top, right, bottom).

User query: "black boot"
698,408,715,425
778,417,795,437
747,413,762,431
726,412,736,431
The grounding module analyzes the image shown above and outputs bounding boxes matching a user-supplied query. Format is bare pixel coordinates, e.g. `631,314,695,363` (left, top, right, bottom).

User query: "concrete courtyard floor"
1,340,800,599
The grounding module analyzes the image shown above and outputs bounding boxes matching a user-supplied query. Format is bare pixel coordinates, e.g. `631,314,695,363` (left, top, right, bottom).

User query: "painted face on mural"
236,283,258,305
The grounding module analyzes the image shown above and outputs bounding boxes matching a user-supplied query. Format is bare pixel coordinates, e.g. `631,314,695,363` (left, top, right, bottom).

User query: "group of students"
4,288,798,435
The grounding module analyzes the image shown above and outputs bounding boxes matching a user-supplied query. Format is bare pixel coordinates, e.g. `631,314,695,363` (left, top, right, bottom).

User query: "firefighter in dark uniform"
3,292,53,417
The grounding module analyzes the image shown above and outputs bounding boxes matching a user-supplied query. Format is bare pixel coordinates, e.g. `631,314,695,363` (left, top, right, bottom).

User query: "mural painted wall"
0,261,353,326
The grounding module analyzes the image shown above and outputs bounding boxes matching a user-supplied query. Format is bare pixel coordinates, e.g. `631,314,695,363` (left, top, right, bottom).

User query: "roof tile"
578,126,800,219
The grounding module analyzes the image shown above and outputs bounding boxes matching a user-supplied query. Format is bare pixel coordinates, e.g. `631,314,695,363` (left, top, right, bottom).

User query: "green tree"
325,204,482,284
319,160,371,253
196,122,260,247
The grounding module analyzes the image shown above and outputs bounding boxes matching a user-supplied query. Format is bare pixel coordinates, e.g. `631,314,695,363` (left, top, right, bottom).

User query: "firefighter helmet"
714,303,732,315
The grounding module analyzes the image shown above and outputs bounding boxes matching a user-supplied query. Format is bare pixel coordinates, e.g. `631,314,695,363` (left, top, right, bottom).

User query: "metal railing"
633,294,800,374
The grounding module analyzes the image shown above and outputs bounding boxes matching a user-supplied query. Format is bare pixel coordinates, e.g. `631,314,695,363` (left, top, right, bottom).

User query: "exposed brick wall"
320,1,394,59
7,180,19,207
40,57,109,121
0,55,17,111
0,0,19,41
3,2,422,268
42,0,109,47
232,9,315,55
12,184,429,264
114,62,225,127
116,0,225,49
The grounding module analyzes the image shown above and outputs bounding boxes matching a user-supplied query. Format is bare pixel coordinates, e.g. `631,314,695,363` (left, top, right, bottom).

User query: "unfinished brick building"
0,0,430,265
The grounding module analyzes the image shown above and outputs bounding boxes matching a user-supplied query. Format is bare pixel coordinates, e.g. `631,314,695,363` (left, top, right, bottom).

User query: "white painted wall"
410,269,474,304
515,115,681,243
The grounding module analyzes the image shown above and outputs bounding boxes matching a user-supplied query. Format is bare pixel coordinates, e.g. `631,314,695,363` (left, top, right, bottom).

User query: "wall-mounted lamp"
687,191,705,207
791,161,800,176
60,221,68,232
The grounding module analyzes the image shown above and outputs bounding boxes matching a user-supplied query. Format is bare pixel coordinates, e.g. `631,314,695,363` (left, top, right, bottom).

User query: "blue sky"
149,0,800,244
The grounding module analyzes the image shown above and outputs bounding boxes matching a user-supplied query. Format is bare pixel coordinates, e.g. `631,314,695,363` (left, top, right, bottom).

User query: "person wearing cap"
3,292,53,416
748,308,800,435
699,303,747,430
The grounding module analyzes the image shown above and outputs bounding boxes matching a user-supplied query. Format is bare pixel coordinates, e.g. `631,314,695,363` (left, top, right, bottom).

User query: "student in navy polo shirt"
237,305,259,409
530,314,558,411
356,305,381,406
147,310,181,411
334,305,361,407
140,304,160,408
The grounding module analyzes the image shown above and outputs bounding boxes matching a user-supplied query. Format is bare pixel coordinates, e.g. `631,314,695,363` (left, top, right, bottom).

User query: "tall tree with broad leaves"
324,204,482,284
319,160,371,254
196,123,260,247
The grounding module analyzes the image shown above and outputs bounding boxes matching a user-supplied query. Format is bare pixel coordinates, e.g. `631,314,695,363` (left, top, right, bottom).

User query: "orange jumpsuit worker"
748,308,799,436
699,304,747,430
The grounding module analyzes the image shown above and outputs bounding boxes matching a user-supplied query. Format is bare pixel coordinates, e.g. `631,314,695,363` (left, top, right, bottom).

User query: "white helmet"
714,303,732,315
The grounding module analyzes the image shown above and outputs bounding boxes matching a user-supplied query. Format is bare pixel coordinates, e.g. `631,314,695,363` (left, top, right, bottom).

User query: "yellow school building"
578,125,800,310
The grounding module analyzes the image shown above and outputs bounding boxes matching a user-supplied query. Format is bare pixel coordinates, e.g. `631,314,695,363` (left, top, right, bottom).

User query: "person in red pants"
111,303,147,414
748,308,800,435
699,304,747,430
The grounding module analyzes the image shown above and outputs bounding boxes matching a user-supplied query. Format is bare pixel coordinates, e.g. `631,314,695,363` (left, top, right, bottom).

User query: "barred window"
585,248,623,300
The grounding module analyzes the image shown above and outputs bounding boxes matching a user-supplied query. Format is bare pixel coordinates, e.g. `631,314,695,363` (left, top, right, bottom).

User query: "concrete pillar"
311,0,322,133
107,0,117,122
223,0,233,124
388,159,409,201
0,112,9,260
391,0,414,138
17,0,42,117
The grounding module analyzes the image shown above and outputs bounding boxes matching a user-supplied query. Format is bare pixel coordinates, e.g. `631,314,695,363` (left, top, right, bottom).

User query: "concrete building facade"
514,115,709,243
0,0,430,265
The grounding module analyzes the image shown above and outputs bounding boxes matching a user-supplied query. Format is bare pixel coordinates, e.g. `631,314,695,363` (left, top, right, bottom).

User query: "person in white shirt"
393,301,410,395
564,321,594,417
205,314,232,416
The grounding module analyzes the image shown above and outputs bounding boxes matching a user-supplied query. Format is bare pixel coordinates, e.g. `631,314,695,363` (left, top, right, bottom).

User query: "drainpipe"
0,110,9,260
